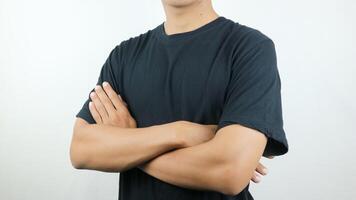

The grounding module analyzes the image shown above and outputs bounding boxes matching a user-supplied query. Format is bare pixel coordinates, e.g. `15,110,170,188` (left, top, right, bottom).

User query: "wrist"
150,122,186,149
170,120,189,148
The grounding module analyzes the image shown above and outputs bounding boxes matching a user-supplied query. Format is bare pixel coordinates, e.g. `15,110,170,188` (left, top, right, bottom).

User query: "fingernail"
118,95,122,100
90,92,95,97
95,85,100,90
103,82,108,87
89,102,93,107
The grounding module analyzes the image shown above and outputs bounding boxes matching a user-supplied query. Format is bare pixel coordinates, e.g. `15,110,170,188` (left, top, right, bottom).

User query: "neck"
162,0,219,35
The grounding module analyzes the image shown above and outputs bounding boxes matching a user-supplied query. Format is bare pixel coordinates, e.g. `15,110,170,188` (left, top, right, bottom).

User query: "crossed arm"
138,124,267,195
70,82,269,195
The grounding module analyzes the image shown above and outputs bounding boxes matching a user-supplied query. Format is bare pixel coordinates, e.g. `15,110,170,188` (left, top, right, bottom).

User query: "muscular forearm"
139,138,230,193
70,118,182,172
139,125,266,195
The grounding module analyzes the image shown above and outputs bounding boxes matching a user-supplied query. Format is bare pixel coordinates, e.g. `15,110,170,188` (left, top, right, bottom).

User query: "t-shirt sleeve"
75,44,123,124
217,39,289,157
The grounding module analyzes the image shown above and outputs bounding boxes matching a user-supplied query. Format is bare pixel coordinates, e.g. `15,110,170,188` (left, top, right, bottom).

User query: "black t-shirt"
76,16,289,200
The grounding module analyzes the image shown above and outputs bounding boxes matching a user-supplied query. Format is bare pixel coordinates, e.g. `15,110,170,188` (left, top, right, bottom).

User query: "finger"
101,83,130,115
90,91,109,121
112,95,130,115
251,171,262,183
118,95,128,107
94,85,116,115
102,82,123,109
89,101,102,124
256,162,268,175
114,94,130,113
122,100,128,107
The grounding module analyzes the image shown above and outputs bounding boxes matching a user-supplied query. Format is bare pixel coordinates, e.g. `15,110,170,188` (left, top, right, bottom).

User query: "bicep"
213,124,267,181
215,124,267,160
217,39,288,157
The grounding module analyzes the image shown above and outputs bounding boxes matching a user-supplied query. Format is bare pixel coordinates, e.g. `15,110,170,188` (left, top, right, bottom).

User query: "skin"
81,82,274,192
161,0,220,36
70,83,219,172
70,0,276,195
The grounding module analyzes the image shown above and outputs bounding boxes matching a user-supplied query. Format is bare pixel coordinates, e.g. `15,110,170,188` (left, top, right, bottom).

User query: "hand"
251,156,274,183
89,81,137,128
90,82,273,184
174,121,217,148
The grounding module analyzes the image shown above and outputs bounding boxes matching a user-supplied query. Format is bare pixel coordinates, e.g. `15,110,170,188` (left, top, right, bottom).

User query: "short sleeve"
75,44,123,124
217,39,289,157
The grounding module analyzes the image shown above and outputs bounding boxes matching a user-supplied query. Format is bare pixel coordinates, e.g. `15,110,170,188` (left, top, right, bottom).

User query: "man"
70,0,289,199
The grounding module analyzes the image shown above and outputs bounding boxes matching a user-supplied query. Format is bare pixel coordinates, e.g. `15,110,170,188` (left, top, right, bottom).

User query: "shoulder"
115,26,156,53
221,19,278,71
221,18,275,58
110,26,158,64
237,25,272,42
101,28,154,71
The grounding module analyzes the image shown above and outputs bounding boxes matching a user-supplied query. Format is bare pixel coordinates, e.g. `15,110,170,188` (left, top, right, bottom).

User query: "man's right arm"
70,118,215,173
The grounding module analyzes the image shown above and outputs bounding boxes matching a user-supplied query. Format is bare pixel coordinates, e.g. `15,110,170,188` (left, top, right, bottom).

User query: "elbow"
69,121,90,169
218,163,251,196
220,181,246,196
70,141,86,169
71,158,84,170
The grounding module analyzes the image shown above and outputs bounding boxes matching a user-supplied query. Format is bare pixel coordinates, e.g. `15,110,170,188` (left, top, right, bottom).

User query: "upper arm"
210,36,288,194
214,124,267,163
217,37,289,157
70,118,90,169
211,124,267,195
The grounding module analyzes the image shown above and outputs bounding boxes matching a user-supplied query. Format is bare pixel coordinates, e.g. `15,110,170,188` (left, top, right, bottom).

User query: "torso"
116,16,257,200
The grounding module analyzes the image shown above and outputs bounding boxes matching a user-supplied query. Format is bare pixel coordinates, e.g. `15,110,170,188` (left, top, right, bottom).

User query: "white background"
0,0,355,199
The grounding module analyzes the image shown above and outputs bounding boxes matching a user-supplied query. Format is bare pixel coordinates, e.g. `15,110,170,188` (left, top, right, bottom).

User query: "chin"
162,0,203,8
